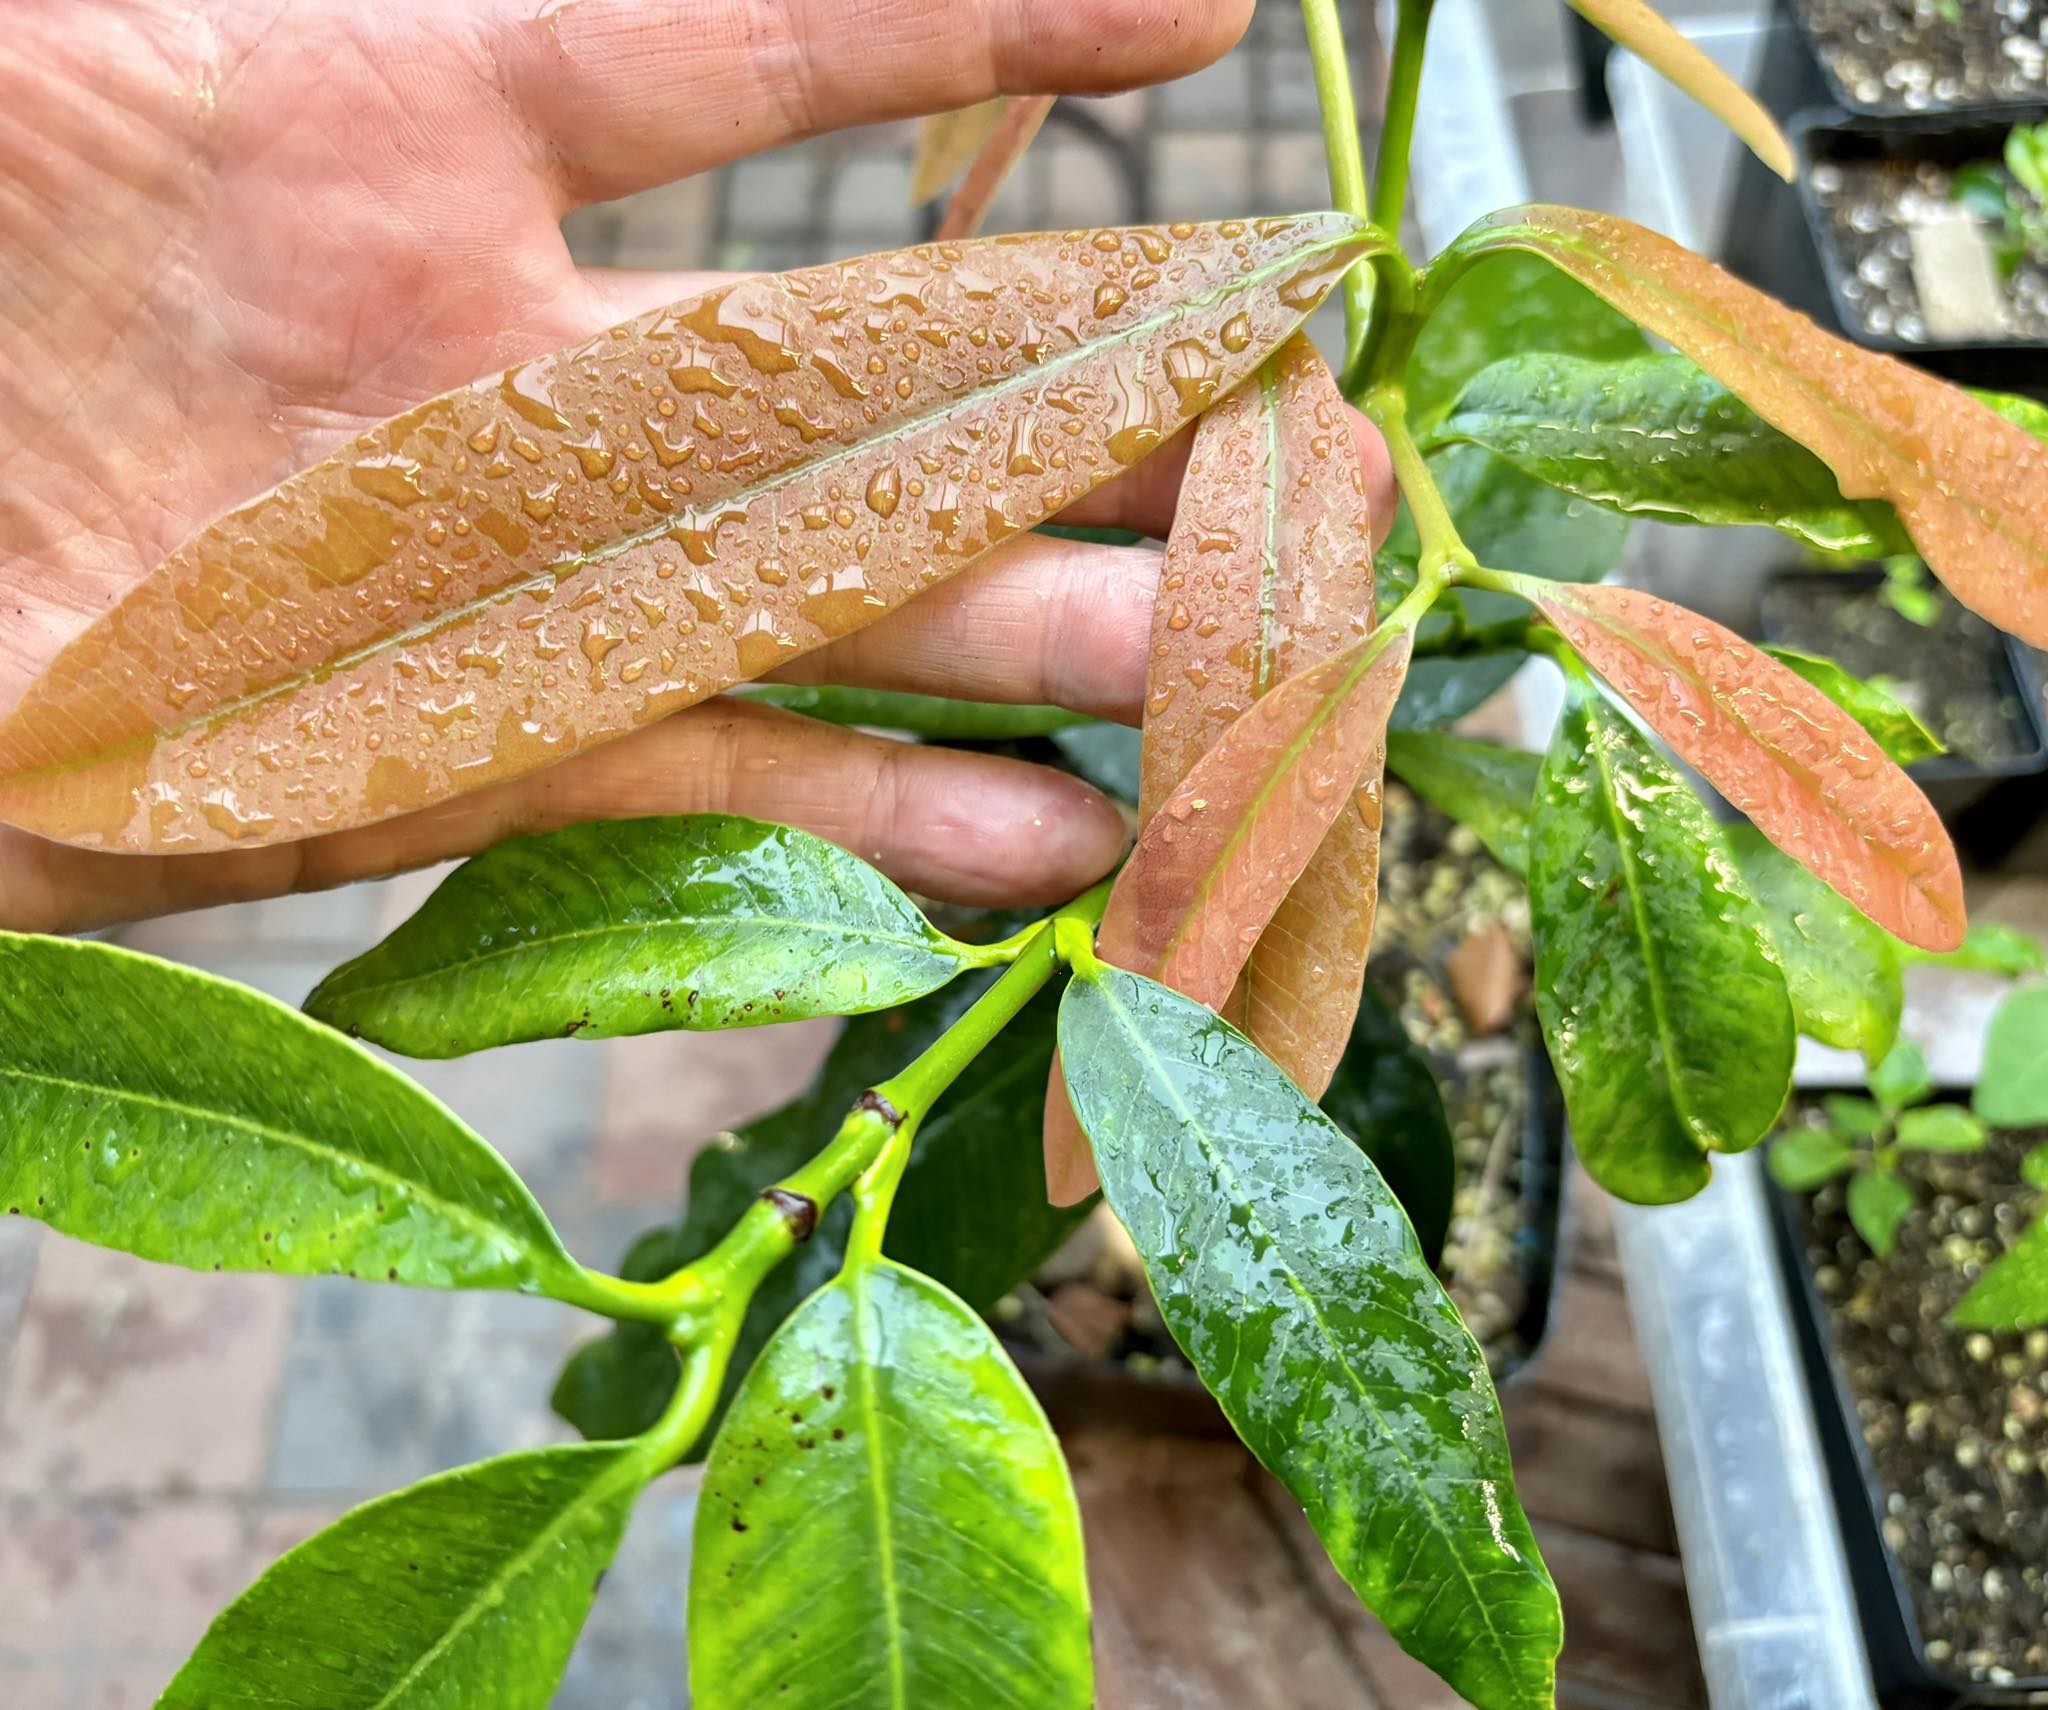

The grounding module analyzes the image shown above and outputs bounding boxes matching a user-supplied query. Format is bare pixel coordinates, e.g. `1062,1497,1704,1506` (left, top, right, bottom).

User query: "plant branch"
1369,385,1473,580
1371,0,1436,236
1301,0,1374,373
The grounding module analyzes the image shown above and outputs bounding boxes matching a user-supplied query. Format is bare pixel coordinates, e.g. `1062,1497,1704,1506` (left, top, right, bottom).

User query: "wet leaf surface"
1437,353,1908,554
0,218,1371,853
1058,966,1559,1710
0,932,579,1293
305,815,984,1056
159,1444,641,1709
1385,729,1539,876
1731,824,1902,1062
1466,206,2048,648
1509,577,1965,950
1529,682,1794,1203
690,1260,1091,1710
553,967,1087,1446
1761,645,1945,765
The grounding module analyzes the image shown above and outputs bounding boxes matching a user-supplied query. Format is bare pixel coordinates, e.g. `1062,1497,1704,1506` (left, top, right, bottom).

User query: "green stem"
632,1340,728,1472
1371,0,1436,239
1369,384,1473,580
1301,0,1373,373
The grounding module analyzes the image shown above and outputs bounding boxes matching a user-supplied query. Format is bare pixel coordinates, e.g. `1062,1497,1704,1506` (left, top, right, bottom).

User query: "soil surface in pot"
1787,1116,2048,1686
1797,0,2048,114
1760,574,2036,764
998,783,1545,1382
1809,150,2048,344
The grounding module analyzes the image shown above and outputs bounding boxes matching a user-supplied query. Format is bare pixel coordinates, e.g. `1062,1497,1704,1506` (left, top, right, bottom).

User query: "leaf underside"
1529,684,1794,1204
690,1261,1092,1710
1059,967,1559,1710
0,217,1370,853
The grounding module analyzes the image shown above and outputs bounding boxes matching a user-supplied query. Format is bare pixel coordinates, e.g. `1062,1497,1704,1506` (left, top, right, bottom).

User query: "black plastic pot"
1785,0,2048,121
1758,568,2048,861
1767,1152,2048,1710
1008,1047,1568,1436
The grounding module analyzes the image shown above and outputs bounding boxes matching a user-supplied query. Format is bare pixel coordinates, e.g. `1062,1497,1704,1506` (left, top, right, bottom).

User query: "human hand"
0,0,1392,934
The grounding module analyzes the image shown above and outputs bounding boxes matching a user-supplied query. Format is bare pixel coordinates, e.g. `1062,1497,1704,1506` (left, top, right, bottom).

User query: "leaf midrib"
1082,973,1545,1701
848,1269,909,1710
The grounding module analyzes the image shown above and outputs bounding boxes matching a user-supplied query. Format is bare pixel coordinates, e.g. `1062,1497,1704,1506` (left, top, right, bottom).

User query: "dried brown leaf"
1467,206,2048,648
0,217,1373,852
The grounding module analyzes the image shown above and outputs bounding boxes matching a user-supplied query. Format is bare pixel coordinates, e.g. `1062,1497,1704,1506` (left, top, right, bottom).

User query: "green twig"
1369,385,1473,581
1301,0,1374,372
1371,0,1437,239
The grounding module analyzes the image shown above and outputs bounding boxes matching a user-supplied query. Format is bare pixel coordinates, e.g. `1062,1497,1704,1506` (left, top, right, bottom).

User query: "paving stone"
0,1665,67,1710
723,152,820,241
0,1221,42,1374
1262,132,1338,211
557,1471,699,1710
1266,48,1326,129
1159,54,1256,130
1034,143,1143,232
0,1242,292,1497
824,155,920,250
1154,135,1260,222
113,887,382,962
382,1039,608,1200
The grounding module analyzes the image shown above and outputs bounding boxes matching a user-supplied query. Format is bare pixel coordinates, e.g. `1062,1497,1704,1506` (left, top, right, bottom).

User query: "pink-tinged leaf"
1047,627,1412,1204
909,101,1009,206
0,217,1374,854
1463,206,2048,648
1506,576,1964,951
935,97,1055,241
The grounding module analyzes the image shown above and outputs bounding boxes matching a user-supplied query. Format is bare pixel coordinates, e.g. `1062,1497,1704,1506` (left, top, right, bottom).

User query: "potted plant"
1770,978,2048,1702
10,3,2048,1707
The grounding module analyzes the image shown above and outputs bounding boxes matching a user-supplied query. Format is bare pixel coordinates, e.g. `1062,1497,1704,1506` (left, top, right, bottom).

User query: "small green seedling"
1952,120,2048,281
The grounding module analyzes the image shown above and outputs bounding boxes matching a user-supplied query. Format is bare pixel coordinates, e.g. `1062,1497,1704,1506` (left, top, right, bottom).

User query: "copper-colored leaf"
1047,627,1413,1204
0,217,1374,853
1464,206,2048,647
1504,576,1964,951
935,97,1056,241
1044,335,1381,1203
1563,0,1793,181
909,100,1010,205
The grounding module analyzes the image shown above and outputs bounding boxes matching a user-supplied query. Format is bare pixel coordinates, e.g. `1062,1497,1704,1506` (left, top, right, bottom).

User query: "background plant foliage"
5,2,2048,1707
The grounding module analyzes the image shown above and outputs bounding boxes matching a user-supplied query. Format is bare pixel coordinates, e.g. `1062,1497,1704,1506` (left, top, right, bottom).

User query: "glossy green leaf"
553,967,1087,1446
1760,646,1944,766
1435,354,1909,555
160,1443,644,1709
0,932,580,1295
690,1259,1091,1710
1528,684,1794,1204
733,684,1087,738
1059,965,1559,1710
1896,1105,1989,1152
308,815,989,1057
1384,447,1631,729
1897,922,2048,978
1384,729,1538,876
1871,1038,1933,1114
1767,1127,1857,1192
1825,1095,1886,1140
1729,825,1903,1062
1977,985,2048,1127
1954,1218,2048,1330
1404,252,1647,432
1318,984,1458,1264
1847,1168,1914,1258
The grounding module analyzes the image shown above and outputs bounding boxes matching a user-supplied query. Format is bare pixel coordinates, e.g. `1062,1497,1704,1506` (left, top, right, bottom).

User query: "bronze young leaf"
0,218,1372,854
1501,577,1964,952
1457,206,2048,649
934,96,1057,241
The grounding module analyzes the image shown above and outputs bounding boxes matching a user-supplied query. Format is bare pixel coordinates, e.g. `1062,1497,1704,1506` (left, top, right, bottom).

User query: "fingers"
0,702,1125,935
496,0,1254,206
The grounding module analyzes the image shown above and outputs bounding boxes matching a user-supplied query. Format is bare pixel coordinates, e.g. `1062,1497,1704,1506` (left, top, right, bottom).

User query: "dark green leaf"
1318,984,1458,1263
1977,985,2048,1127
1825,1094,1886,1140
1896,1105,1989,1152
1729,824,1903,1061
1954,1218,2048,1330
1767,1127,1857,1192
1760,646,1945,766
691,1259,1092,1710
1847,1168,1914,1257
1049,720,1142,803
732,685,1087,738
1059,966,1559,1710
1385,730,1538,876
1871,1037,1933,1114
308,816,988,1057
1528,685,1794,1204
1897,922,2048,977
1404,252,1648,432
1435,354,1908,555
160,1443,643,1709
0,932,579,1295
552,968,1088,1447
